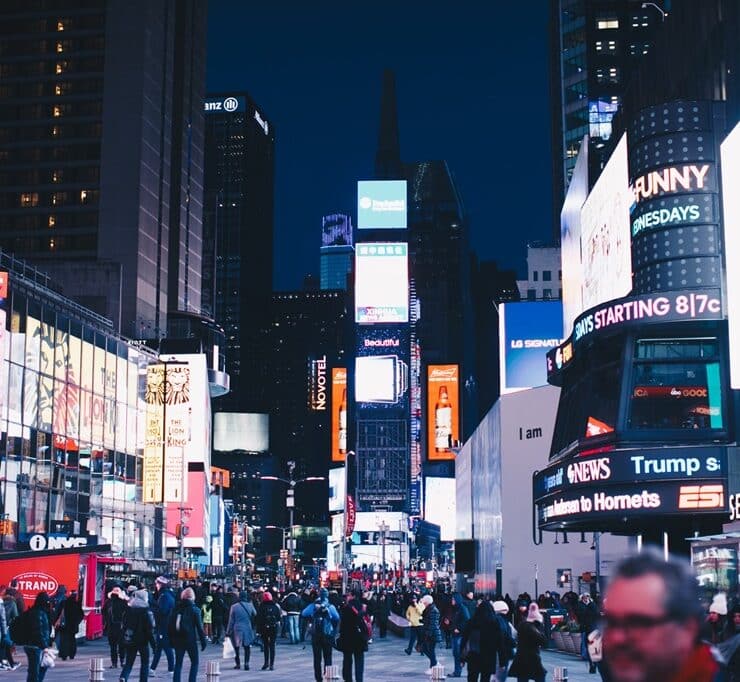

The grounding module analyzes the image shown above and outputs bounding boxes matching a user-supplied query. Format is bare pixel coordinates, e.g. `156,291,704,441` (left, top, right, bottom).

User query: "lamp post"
341,450,356,595
378,520,390,588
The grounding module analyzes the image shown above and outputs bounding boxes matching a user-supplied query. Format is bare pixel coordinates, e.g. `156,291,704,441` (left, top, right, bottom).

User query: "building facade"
516,244,563,301
320,213,353,291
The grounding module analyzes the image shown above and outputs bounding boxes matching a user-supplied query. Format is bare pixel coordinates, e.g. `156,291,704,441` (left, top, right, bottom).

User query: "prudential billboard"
357,180,407,229
499,301,564,394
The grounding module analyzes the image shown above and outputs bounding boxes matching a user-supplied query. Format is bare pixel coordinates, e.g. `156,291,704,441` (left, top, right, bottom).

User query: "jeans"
286,614,300,643
423,639,438,668
120,642,150,682
342,649,364,682
377,617,388,638
108,632,125,667
406,626,420,653
263,630,276,668
23,647,48,682
151,634,174,672
173,642,199,682
452,634,463,675
212,617,224,644
312,640,333,681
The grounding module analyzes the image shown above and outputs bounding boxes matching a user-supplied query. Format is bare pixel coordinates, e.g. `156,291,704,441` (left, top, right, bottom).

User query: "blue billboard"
499,301,564,394
357,180,407,229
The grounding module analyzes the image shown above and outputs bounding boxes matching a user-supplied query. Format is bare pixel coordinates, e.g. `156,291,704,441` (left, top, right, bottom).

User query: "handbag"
41,648,57,668
222,637,235,659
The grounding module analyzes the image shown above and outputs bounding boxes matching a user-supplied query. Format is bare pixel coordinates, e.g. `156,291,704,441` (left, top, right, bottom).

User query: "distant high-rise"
549,0,664,236
202,92,275,413
375,70,402,180
320,213,353,290
0,0,207,337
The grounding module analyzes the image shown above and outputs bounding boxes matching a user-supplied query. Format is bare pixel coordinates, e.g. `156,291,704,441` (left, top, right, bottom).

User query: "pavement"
0,634,599,681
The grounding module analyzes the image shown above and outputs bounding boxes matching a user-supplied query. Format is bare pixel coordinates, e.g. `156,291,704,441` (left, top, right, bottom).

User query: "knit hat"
710,593,728,616
126,584,137,594
493,600,509,614
527,602,543,623
155,576,169,586
263,591,273,602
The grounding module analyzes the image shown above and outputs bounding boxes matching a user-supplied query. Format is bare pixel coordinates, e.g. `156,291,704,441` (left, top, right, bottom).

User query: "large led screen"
499,301,564,394
427,365,459,460
561,136,588,335
580,133,632,312
355,243,409,323
424,477,456,542
721,121,740,389
213,412,269,453
329,467,346,512
331,368,347,462
357,180,407,229
354,327,409,408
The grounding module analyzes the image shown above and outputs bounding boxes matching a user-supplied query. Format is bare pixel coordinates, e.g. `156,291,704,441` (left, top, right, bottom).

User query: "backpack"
168,603,193,641
263,604,281,630
312,601,335,642
9,608,33,645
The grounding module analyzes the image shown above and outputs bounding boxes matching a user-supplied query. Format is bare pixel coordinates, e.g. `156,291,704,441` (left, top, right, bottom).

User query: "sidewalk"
0,635,600,681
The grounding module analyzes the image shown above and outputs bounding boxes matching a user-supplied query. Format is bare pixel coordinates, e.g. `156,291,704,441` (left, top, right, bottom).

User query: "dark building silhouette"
202,92,275,414
0,0,207,337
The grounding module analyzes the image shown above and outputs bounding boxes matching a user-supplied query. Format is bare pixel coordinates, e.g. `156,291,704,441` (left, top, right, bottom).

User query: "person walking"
22,592,53,682
337,590,369,682
150,577,175,675
450,593,471,678
491,601,516,682
302,587,340,682
104,587,128,670
404,595,423,655
420,594,444,674
119,588,157,682
57,590,84,661
375,589,391,639
460,599,509,682
225,590,257,670
255,591,282,671
281,590,302,644
577,593,600,673
1,587,20,671
200,595,213,642
210,586,226,645
507,603,547,682
169,587,207,682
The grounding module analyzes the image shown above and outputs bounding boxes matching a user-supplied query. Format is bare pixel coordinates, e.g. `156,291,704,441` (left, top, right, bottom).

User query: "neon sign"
632,164,711,205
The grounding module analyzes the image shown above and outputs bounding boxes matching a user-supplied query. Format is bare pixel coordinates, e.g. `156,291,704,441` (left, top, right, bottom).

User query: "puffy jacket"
153,587,175,633
337,600,369,653
421,603,443,643
169,600,206,649
27,606,52,649
122,594,157,649
281,592,302,614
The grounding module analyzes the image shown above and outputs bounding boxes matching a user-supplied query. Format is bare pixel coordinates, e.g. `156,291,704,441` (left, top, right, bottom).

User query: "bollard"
206,659,221,682
553,666,568,682
89,657,105,682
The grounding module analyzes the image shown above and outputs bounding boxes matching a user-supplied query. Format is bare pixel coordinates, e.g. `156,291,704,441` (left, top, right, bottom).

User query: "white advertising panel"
580,134,632,311
721,122,740,388
561,136,588,334
329,467,346,513
355,243,409,324
424,477,456,541
213,412,269,453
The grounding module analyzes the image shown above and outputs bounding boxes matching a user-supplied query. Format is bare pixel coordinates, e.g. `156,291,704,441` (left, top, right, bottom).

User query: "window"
543,289,552,299
57,21,65,31
48,216,56,227
558,270,562,280
533,271,539,282
527,289,537,301
53,105,61,117
597,18,619,29
628,338,723,430
20,193,38,207
543,270,552,282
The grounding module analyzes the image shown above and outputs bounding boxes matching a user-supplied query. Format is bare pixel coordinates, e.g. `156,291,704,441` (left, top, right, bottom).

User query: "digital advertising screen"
561,136,588,335
355,243,409,324
354,327,409,408
357,180,407,229
331,367,347,462
499,301,564,394
580,133,632,312
329,467,346,513
424,477,456,541
213,412,269,453
721,121,740,389
427,365,459,460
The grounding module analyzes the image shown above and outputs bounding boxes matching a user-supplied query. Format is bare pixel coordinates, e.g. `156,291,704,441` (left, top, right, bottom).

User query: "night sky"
206,1,553,290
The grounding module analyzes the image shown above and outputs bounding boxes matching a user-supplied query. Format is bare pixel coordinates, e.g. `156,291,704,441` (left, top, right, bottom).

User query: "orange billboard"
331,368,347,462
427,365,459,460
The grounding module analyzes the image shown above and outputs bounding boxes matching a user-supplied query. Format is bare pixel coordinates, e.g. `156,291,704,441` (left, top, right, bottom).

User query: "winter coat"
421,603,444,644
169,600,207,650
60,596,84,633
211,593,227,621
5,587,25,615
281,592,302,614
577,600,599,634
337,599,369,653
226,600,257,648
255,602,282,636
104,595,127,640
461,602,507,674
2,595,18,628
122,593,157,649
507,620,547,679
153,587,175,634
27,605,52,649
406,603,423,627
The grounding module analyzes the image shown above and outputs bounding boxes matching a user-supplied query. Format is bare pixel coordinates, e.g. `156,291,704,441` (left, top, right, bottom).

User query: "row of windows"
0,57,104,78
0,100,103,121
526,289,562,301
0,78,104,99
0,36,105,57
1,15,106,35
0,189,98,209
0,122,102,144
531,269,561,282
0,143,101,164
0,167,99,187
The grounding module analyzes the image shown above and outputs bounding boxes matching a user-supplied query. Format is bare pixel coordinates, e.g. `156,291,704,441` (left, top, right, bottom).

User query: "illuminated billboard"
424,477,456,541
308,355,328,411
331,368,347,462
204,95,246,113
499,301,564,394
427,365,459,460
721,121,740,389
580,133,632,312
355,243,408,324
213,413,269,453
329,467,346,512
355,327,409,407
561,136,588,335
357,180,407,229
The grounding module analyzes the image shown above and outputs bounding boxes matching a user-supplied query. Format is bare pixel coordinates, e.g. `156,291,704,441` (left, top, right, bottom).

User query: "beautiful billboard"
427,365,459,460
354,327,409,407
721,121,740,389
213,413,269,453
499,301,564,394
580,133,632,312
355,243,409,323
357,180,407,229
331,368,347,462
424,477,456,541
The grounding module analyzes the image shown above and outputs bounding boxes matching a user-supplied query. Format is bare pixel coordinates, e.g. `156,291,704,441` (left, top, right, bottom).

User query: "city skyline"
206,1,553,290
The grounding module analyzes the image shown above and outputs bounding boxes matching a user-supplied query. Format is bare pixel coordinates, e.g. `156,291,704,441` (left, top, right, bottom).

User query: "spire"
375,69,402,179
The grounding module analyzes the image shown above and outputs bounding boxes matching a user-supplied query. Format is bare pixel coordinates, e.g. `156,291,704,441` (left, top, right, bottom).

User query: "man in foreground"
602,548,726,682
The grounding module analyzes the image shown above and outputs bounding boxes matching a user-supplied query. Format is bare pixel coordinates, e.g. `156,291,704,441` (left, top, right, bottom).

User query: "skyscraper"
202,92,275,413
549,0,664,235
320,213,354,291
0,0,207,337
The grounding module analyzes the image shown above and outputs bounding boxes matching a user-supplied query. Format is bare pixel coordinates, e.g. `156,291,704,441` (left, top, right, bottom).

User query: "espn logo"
677,484,724,509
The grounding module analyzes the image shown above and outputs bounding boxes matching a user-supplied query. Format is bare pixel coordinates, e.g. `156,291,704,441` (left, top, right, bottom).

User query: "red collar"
669,644,721,682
